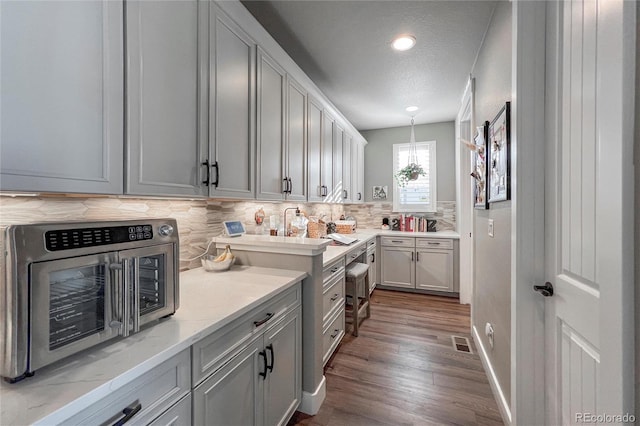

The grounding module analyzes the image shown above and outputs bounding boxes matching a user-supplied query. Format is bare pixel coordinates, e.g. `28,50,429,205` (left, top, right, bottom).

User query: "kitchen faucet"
283,207,300,237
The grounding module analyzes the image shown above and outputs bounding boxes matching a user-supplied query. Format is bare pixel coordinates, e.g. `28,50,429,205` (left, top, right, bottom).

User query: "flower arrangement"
395,162,425,187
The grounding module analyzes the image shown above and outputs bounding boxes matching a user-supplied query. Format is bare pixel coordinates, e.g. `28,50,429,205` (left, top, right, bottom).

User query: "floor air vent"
451,336,472,353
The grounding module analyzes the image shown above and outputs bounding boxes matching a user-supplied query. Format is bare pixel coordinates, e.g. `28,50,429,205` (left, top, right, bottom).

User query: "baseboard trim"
472,325,513,425
298,375,326,415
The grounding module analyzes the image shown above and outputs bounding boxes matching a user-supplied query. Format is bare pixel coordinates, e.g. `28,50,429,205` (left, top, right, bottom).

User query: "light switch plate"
488,219,494,238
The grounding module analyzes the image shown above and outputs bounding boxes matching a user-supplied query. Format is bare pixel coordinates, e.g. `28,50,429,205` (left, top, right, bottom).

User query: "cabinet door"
285,77,307,201
256,48,286,201
321,110,335,201
209,5,256,199
415,249,454,292
307,96,323,202
332,124,344,203
381,247,414,289
264,307,302,426
353,140,365,203
193,336,264,426
342,133,352,202
367,249,377,290
0,1,123,194
126,0,206,197
148,394,192,426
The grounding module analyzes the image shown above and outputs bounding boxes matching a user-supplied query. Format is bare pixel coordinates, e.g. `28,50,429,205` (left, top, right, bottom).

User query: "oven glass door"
30,253,119,371
118,243,176,331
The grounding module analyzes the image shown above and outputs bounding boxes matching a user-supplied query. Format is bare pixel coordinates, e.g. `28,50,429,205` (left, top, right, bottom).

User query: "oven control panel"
45,224,154,251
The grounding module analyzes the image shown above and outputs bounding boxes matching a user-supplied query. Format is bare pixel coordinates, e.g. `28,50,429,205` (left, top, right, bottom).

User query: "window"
392,141,437,212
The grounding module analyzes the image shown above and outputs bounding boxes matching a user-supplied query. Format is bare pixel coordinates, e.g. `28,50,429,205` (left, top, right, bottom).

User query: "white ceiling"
241,0,497,131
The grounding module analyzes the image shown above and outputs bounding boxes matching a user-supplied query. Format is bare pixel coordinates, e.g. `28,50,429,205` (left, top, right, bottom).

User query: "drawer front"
63,349,191,426
322,273,344,322
345,244,366,265
323,258,345,283
322,308,345,366
192,283,301,385
366,238,376,249
416,238,453,250
380,236,415,248
148,393,192,426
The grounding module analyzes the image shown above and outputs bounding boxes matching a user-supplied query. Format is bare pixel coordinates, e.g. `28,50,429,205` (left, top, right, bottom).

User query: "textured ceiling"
241,0,497,131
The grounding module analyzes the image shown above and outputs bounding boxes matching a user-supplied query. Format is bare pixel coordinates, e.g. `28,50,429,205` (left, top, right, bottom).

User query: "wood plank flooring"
289,290,504,426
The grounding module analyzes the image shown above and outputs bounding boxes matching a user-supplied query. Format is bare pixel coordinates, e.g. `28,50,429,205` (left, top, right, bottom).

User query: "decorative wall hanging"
488,102,511,203
372,185,388,200
472,121,489,209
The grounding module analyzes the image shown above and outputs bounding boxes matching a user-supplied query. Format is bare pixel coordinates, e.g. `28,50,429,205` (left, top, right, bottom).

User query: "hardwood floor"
289,290,504,426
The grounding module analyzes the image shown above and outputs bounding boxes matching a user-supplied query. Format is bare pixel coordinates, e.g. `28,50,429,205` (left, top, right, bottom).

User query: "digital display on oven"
45,225,154,251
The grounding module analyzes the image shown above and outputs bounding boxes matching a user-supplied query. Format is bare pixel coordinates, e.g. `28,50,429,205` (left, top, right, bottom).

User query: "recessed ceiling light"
392,35,416,51
406,106,419,112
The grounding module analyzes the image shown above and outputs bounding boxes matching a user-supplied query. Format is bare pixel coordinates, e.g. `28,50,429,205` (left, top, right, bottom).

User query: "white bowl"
201,255,235,272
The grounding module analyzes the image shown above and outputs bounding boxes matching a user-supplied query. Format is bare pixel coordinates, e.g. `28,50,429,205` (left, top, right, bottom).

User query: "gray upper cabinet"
285,77,307,201
342,133,352,203
321,110,335,202
0,0,124,194
307,96,323,202
125,0,207,197
332,124,344,204
256,48,286,201
352,139,365,203
208,5,256,199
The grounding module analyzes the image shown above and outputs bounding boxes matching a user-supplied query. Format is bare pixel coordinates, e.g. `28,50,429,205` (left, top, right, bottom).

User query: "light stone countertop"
322,229,460,266
0,266,307,426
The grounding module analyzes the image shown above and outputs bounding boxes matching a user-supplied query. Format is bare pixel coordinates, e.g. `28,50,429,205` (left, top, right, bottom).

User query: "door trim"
510,2,546,424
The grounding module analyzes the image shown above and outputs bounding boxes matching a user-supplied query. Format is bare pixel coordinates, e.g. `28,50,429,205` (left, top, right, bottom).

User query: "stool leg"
353,278,359,337
364,274,371,319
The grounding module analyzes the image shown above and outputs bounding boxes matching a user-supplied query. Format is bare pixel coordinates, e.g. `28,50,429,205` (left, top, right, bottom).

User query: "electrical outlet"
485,323,495,349
488,219,494,238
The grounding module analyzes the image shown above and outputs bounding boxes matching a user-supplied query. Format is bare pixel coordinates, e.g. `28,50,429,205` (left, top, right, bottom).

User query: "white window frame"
392,141,437,213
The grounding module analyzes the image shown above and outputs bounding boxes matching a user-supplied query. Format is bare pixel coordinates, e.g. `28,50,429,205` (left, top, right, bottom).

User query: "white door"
544,0,635,423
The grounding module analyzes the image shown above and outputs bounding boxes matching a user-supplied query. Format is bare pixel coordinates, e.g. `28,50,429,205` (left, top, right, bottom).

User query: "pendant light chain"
408,117,419,165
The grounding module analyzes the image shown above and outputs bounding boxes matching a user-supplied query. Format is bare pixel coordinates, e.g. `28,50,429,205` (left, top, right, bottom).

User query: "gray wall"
470,1,512,406
634,3,640,410
361,121,456,203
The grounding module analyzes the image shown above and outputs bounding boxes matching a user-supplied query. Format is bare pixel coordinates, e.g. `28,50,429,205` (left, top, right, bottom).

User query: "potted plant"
395,162,425,187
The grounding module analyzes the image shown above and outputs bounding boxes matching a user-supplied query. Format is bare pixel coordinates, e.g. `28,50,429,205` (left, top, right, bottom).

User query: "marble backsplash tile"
0,195,454,270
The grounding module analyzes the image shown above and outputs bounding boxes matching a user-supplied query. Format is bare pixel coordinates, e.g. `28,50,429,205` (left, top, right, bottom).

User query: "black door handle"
288,178,292,194
533,282,554,297
201,160,210,185
211,161,219,188
112,401,142,426
266,343,274,372
259,350,267,379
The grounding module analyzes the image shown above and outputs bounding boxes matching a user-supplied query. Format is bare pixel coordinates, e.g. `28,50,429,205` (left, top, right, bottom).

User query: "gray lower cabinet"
125,0,207,197
321,259,345,365
62,349,191,425
148,394,192,426
381,237,456,293
193,285,302,426
0,0,124,194
208,4,256,199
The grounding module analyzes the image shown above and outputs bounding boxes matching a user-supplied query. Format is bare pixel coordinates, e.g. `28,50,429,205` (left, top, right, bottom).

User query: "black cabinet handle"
266,344,274,372
411,252,414,261
288,178,292,194
534,282,554,297
253,312,274,327
211,161,219,188
330,329,339,339
330,267,339,273
112,401,142,426
343,189,347,199
321,185,327,197
259,350,268,379
371,253,375,263
330,293,339,301
358,192,362,200
283,178,289,194
201,160,210,185
416,252,420,261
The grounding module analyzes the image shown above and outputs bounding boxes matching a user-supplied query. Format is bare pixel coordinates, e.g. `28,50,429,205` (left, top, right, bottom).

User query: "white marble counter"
0,266,307,426
322,230,460,266
215,234,332,256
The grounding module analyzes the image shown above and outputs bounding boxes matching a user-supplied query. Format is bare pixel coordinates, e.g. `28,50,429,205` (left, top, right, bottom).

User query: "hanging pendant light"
407,117,420,180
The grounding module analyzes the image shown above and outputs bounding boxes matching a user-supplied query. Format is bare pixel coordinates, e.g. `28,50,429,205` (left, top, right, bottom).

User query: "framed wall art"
372,185,388,200
488,102,511,203
472,121,489,209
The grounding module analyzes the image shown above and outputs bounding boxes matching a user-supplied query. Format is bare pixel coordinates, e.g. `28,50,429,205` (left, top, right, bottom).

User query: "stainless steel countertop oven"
1,218,179,383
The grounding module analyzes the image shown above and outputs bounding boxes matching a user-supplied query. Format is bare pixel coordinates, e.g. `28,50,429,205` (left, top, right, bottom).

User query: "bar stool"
344,262,371,336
